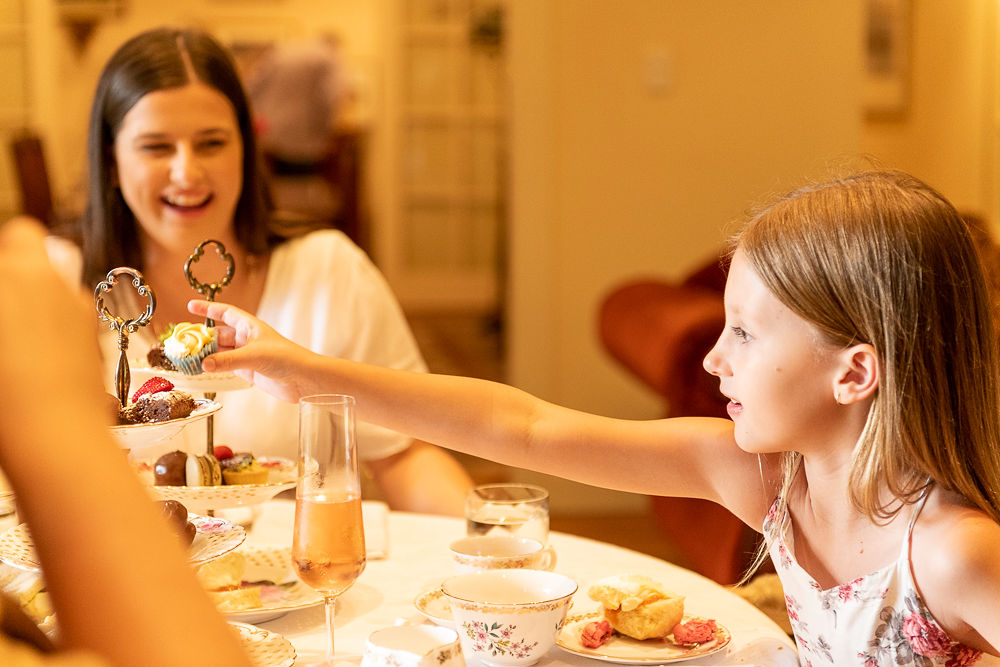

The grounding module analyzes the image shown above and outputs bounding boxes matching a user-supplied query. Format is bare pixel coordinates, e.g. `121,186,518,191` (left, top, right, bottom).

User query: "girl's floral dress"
764,492,991,666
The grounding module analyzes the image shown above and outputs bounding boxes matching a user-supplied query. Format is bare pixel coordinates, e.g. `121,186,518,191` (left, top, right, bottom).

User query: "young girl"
191,170,1000,664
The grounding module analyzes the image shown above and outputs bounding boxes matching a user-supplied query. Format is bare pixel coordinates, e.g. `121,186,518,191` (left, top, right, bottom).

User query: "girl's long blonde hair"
737,170,1000,524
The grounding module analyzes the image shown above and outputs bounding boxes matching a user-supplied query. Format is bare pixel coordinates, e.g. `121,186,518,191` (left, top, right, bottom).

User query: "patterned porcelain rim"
441,571,578,613
452,554,538,569
442,570,577,615
414,588,456,627
0,513,245,571
231,621,296,667
446,595,574,615
223,544,324,622
111,398,221,432
110,398,222,450
137,457,296,511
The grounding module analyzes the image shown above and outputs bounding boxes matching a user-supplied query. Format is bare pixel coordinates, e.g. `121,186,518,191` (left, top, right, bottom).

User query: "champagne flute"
293,394,366,665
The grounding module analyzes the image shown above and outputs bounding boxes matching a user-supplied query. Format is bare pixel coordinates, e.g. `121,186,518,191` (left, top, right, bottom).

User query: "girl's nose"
702,335,728,377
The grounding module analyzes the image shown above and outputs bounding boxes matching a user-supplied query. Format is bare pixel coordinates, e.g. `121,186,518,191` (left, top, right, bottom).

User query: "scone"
588,574,685,640
195,551,262,612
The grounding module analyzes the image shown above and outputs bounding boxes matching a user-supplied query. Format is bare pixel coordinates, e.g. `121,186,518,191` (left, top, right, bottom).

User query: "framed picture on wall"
864,0,911,118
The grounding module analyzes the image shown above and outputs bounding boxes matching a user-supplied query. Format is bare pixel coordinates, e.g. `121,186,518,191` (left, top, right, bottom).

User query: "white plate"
232,621,296,667
0,513,245,572
131,365,252,393
556,611,731,664
136,457,296,512
414,587,454,628
223,545,323,623
110,398,221,450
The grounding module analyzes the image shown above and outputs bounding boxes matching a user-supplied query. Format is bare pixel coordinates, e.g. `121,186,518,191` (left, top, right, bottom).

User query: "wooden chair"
264,128,368,254
9,131,54,226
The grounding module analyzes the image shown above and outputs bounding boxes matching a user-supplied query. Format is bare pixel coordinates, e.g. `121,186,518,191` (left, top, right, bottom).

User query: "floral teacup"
449,535,556,574
442,569,577,667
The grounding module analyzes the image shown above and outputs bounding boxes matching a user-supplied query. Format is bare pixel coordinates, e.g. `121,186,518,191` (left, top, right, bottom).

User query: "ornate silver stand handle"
185,239,237,459
183,239,234,327
94,267,156,407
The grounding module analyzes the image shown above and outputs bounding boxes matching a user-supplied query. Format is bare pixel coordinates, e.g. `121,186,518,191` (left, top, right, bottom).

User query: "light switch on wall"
643,46,672,95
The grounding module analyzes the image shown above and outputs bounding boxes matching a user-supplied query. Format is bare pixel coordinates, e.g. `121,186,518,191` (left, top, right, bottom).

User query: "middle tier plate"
135,456,296,512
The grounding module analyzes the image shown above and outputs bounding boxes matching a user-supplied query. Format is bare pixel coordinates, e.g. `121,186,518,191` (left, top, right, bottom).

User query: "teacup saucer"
413,588,454,628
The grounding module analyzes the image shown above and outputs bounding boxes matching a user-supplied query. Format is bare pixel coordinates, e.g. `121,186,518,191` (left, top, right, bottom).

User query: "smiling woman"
111,82,244,257
44,25,474,516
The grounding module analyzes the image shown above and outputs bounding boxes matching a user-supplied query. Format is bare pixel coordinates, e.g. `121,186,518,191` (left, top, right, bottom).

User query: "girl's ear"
834,343,879,404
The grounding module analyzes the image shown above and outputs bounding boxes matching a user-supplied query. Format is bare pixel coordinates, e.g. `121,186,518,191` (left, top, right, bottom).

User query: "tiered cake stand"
0,247,298,665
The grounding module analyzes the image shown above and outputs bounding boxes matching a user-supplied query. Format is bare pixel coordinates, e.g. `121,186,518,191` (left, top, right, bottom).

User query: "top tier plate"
110,398,221,450
130,365,252,393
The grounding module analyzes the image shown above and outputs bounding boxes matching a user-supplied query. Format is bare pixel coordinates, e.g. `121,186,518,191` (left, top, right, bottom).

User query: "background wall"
860,0,996,221
506,1,864,420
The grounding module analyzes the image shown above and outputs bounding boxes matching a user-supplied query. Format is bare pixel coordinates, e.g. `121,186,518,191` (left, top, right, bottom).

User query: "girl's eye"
731,326,750,342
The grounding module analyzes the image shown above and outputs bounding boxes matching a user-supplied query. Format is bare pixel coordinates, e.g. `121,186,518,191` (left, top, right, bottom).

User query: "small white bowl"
362,625,464,667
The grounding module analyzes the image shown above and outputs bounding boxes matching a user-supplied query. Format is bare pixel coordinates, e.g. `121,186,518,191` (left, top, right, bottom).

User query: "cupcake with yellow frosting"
163,322,217,375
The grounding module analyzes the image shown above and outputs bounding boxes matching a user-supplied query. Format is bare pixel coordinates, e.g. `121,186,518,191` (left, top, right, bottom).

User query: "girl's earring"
835,392,842,405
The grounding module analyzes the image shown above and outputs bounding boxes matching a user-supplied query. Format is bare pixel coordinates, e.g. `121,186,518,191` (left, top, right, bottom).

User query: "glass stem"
325,595,336,664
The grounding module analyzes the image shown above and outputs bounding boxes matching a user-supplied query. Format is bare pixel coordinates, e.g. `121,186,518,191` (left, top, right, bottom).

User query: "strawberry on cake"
119,377,196,425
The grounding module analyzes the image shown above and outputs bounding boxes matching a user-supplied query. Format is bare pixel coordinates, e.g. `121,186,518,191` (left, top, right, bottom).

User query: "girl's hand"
187,299,318,403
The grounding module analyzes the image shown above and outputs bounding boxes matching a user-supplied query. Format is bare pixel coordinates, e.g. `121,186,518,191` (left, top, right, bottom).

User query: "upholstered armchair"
598,255,765,584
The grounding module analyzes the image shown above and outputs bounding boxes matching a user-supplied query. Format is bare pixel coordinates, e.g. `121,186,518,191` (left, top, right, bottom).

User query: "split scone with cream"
194,551,262,612
587,574,685,640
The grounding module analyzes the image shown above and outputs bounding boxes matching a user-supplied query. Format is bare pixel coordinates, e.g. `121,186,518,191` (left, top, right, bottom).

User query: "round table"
248,500,797,666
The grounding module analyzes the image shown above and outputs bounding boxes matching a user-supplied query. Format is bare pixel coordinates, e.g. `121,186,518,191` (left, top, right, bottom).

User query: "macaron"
185,453,222,486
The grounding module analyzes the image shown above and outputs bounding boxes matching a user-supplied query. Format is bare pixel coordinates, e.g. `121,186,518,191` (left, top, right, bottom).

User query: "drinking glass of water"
465,483,549,544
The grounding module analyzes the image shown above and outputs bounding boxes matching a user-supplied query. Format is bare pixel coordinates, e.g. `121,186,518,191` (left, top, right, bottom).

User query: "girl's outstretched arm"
192,300,778,523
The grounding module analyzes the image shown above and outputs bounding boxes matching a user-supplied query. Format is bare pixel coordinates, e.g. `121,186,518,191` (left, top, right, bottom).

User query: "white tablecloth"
249,500,798,666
